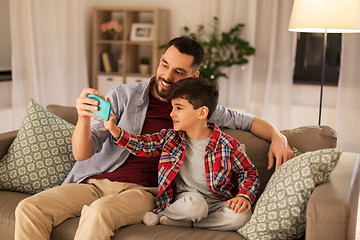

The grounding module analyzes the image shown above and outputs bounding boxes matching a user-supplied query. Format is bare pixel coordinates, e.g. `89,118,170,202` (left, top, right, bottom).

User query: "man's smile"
160,79,172,89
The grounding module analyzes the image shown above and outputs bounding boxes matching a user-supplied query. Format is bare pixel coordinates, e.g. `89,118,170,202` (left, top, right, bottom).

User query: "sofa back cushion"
222,126,337,197
46,105,338,197
46,104,78,126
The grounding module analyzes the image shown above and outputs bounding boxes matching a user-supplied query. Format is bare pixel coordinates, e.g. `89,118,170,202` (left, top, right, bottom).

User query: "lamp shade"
289,0,360,33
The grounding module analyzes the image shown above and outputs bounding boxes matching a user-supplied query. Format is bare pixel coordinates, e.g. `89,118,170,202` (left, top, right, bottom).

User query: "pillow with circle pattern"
0,99,76,194
238,148,342,240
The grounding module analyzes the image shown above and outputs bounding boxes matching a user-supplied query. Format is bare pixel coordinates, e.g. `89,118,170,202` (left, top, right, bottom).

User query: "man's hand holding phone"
84,92,119,138
75,88,111,121
86,94,111,121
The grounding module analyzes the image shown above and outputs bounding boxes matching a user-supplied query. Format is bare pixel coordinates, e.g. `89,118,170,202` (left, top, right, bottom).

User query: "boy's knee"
182,193,208,221
229,210,252,229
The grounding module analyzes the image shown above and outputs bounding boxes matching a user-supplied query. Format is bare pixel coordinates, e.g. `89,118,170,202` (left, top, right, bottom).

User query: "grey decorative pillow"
238,148,343,240
0,99,76,194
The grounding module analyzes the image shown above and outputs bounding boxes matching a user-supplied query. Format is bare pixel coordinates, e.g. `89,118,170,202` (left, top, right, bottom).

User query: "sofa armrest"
306,152,360,240
0,130,18,159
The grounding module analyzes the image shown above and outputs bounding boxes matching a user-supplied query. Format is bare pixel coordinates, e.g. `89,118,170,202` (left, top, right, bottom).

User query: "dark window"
0,70,11,82
293,33,341,86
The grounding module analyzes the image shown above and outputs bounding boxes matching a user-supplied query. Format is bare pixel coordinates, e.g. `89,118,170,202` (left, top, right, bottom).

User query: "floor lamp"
288,0,360,125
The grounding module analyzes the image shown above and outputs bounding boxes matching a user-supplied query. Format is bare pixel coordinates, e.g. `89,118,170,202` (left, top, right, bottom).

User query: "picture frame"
130,23,154,41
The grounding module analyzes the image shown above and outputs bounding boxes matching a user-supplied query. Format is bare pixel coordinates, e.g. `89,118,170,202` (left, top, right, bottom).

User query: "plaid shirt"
115,122,259,214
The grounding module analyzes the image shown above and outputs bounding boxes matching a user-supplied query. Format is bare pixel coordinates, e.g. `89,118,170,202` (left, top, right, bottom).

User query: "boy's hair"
163,37,204,70
167,77,218,120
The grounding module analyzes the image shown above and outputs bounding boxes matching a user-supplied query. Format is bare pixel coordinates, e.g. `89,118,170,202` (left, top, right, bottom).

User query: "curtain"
336,34,360,152
213,0,359,151
10,0,88,129
211,0,295,129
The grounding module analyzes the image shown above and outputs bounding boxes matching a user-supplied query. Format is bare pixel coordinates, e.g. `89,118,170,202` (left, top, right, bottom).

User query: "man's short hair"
163,37,204,70
167,77,218,120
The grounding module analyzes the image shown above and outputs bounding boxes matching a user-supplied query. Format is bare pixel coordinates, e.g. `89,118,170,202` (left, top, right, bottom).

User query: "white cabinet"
126,75,149,85
97,74,123,95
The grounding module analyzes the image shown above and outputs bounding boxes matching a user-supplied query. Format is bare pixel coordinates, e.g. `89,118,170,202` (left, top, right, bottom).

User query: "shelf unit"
91,7,169,93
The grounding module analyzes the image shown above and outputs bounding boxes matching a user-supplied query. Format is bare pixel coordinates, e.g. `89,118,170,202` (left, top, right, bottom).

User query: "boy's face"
153,46,199,101
170,97,204,132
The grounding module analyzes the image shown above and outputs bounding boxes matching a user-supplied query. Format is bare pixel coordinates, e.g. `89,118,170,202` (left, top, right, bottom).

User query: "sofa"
0,103,359,240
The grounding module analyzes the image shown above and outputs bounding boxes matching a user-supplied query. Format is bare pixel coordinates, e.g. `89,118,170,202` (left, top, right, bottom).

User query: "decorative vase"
109,32,121,40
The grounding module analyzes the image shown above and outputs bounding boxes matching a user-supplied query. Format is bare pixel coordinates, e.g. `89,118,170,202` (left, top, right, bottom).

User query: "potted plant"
139,57,150,74
182,17,255,85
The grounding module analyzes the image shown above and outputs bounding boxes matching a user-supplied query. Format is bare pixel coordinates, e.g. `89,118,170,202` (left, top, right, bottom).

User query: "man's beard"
155,77,171,99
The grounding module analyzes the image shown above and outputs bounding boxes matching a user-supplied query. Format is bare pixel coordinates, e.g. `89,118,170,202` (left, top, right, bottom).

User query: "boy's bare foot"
143,212,159,226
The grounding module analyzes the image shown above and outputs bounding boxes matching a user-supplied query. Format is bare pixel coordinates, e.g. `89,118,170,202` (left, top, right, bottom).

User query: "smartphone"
87,94,111,121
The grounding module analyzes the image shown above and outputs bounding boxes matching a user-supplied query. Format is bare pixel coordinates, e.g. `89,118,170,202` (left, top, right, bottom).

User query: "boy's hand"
103,114,117,131
227,197,251,213
102,97,120,138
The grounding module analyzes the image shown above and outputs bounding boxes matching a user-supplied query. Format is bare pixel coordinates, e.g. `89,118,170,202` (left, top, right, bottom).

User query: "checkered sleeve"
232,144,259,204
114,128,169,157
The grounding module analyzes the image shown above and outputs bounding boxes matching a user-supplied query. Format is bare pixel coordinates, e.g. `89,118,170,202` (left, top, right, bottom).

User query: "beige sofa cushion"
46,104,78,126
222,126,337,197
282,126,337,153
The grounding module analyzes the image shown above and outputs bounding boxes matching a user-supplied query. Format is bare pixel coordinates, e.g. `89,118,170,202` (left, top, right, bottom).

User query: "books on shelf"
99,52,116,73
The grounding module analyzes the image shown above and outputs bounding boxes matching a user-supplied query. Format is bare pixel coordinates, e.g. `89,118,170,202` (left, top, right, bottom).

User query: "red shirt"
90,93,173,186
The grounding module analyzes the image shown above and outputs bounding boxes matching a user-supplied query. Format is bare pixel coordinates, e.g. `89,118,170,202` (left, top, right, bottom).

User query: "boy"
103,77,259,231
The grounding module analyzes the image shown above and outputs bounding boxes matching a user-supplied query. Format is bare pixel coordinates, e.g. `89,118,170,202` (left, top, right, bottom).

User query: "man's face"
152,46,199,101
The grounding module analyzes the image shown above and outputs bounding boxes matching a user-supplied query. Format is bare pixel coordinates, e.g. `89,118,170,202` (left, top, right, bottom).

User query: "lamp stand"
318,29,328,125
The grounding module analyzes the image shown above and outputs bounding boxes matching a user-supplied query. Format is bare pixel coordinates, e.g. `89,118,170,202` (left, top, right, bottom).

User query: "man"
15,37,293,240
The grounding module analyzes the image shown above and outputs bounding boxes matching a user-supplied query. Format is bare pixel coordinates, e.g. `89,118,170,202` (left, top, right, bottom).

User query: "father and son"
15,37,294,240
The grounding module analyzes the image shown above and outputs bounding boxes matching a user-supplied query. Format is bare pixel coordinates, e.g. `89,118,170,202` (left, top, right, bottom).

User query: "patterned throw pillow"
238,148,343,240
0,99,76,194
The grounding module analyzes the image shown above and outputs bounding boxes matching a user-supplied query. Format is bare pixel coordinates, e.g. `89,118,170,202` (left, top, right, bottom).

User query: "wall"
0,0,342,134
0,0,11,71
84,0,338,127
0,0,12,114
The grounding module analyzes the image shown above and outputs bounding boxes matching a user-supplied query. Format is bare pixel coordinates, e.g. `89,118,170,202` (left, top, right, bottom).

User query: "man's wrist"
271,131,286,143
78,115,91,122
